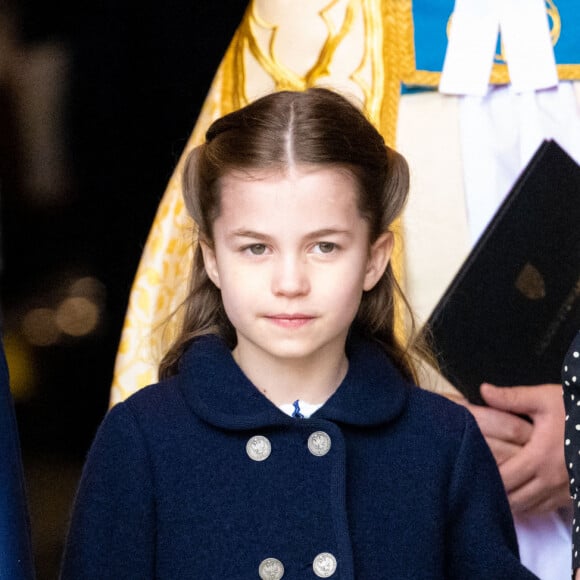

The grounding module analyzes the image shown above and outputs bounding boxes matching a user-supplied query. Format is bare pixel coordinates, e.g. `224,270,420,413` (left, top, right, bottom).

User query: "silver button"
246,435,271,462
308,431,331,456
259,557,285,579
313,552,337,577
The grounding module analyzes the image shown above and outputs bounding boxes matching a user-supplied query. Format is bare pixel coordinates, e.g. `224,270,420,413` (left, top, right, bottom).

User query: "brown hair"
159,87,428,381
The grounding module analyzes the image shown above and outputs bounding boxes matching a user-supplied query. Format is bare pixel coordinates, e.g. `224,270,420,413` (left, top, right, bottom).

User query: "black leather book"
422,139,580,405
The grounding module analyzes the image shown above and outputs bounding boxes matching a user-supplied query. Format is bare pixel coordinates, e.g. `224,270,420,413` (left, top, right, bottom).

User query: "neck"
232,345,349,407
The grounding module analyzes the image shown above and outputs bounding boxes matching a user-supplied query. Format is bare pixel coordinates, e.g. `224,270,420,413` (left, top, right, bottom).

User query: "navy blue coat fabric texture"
60,333,537,579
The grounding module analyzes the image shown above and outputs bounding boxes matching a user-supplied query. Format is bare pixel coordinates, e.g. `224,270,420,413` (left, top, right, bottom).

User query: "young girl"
60,88,537,579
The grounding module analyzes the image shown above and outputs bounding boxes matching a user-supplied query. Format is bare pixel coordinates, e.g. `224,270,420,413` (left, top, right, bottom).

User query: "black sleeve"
563,331,580,575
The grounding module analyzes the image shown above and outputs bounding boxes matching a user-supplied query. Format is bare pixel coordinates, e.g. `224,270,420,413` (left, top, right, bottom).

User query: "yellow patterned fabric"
110,0,412,406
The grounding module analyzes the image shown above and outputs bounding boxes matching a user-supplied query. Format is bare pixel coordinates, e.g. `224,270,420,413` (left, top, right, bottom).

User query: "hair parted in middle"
159,87,426,381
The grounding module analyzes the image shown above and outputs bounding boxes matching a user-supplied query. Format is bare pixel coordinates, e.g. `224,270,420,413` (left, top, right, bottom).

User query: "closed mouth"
266,314,315,327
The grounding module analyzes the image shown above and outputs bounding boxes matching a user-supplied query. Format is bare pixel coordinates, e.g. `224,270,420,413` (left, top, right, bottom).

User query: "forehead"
221,164,358,190
217,165,362,223
220,165,358,201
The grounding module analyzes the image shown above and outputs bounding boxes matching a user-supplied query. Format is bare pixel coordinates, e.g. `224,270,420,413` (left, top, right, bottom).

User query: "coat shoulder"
112,374,193,430
405,384,475,440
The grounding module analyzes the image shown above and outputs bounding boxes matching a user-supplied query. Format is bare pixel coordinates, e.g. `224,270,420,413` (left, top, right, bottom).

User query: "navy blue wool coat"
60,334,538,579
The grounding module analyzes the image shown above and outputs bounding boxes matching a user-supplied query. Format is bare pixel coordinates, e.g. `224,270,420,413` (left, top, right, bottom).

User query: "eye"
245,243,267,255
313,242,336,254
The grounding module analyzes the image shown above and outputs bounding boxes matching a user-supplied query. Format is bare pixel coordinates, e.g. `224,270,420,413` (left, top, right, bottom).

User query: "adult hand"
459,392,533,467
471,383,569,515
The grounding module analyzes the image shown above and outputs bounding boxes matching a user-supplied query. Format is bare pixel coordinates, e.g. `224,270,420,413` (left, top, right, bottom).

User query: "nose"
271,253,310,297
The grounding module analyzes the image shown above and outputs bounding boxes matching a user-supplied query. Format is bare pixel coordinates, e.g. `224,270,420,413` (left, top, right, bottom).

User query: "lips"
266,314,315,328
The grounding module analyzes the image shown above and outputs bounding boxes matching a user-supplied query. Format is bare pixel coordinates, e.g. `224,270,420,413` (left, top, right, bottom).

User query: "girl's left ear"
363,232,394,291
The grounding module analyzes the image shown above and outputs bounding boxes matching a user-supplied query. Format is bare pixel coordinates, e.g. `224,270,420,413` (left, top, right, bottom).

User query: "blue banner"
405,0,580,86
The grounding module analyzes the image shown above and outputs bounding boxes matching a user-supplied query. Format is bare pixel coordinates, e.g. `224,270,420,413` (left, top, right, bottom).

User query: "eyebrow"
229,228,352,241
229,229,270,241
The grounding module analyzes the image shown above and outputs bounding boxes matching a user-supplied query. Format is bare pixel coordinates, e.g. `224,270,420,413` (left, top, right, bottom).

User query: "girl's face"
201,166,393,371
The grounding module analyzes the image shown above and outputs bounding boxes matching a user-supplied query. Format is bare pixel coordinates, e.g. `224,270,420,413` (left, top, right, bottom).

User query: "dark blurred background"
0,1,248,577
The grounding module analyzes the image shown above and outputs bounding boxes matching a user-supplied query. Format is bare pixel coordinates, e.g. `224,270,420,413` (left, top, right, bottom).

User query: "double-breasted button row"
246,431,331,462
258,553,337,578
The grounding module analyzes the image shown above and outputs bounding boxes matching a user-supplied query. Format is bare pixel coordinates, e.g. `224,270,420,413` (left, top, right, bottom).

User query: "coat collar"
177,332,411,431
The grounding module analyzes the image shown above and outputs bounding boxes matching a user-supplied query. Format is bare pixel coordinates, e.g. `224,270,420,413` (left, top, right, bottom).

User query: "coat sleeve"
59,402,156,579
563,331,580,573
445,409,539,580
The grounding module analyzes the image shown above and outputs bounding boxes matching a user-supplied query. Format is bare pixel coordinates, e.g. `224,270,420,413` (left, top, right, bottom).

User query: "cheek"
217,268,261,315
343,262,369,308
317,265,366,307
218,286,245,330
338,284,366,313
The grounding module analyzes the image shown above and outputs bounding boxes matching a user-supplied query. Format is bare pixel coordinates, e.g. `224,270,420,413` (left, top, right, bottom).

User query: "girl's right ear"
200,241,221,289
